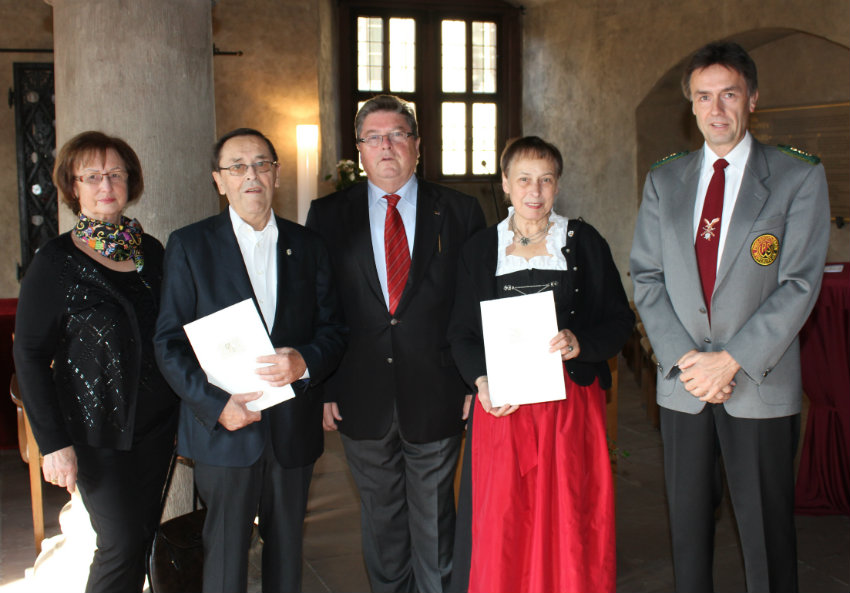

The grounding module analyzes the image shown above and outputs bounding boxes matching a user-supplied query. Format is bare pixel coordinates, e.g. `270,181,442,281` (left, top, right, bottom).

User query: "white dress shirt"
692,132,753,272
368,175,418,310
228,206,310,381
229,206,278,331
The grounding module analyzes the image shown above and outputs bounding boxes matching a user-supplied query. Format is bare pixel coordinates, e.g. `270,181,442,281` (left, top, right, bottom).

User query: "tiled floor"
1,364,848,592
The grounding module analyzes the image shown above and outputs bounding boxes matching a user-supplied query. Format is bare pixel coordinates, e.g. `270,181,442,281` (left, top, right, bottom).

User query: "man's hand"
256,347,307,387
476,376,519,417
42,445,77,494
678,350,740,403
218,392,263,431
323,402,342,431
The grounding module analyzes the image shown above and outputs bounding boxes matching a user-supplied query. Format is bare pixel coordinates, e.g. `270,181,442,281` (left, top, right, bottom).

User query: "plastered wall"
521,0,849,293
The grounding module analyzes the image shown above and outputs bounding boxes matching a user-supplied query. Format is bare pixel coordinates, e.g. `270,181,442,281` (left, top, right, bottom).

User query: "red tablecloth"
0,298,17,449
795,263,850,515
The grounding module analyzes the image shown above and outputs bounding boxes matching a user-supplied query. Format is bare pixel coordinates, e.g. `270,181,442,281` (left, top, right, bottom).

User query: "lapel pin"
286,249,292,256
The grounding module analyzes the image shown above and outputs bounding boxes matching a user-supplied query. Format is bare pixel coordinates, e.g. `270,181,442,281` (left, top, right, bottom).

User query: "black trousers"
341,413,462,593
660,405,800,593
75,416,176,593
193,444,314,593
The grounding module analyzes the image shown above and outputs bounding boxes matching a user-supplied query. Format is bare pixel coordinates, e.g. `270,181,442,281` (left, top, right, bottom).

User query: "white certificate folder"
183,299,295,411
479,290,567,408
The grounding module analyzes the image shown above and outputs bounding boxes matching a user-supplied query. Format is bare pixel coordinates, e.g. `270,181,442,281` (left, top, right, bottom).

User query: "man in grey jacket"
630,41,829,593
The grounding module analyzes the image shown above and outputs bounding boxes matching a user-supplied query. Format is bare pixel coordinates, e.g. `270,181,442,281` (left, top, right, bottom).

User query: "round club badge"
751,234,779,266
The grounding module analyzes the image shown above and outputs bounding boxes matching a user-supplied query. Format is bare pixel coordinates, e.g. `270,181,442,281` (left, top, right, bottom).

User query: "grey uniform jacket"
630,139,830,419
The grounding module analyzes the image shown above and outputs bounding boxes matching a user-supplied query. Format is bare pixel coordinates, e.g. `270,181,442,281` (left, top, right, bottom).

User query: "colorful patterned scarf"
74,214,145,272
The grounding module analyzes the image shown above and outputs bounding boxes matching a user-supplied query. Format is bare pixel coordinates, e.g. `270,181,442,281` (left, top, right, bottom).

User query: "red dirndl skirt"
469,368,616,593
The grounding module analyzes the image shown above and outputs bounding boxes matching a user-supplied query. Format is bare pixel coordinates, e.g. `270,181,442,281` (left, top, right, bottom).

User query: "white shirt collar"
702,131,752,174
228,205,277,238
495,207,569,275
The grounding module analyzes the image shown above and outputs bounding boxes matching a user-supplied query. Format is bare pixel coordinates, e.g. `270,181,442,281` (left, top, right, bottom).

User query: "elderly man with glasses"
155,128,347,593
307,95,485,593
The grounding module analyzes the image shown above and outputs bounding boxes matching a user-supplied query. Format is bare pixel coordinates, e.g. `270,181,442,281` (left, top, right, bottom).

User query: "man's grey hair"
354,95,418,139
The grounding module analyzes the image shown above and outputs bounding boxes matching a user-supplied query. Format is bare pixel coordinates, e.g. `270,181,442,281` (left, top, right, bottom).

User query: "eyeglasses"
356,131,416,148
74,170,129,185
217,160,278,177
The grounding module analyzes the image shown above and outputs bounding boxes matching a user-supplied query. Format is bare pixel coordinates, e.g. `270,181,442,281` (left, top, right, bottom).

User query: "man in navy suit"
154,128,346,593
307,95,485,592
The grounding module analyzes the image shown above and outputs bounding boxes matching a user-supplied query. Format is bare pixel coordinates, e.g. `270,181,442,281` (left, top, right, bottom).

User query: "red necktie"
383,194,410,314
695,158,728,317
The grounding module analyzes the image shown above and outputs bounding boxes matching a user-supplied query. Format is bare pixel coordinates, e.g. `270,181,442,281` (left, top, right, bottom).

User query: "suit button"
572,266,578,271
390,318,398,326
704,338,711,343
699,307,707,314
387,357,393,364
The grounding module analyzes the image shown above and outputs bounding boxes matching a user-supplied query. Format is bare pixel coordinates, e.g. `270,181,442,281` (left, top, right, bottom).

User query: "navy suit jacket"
154,210,346,467
306,179,485,443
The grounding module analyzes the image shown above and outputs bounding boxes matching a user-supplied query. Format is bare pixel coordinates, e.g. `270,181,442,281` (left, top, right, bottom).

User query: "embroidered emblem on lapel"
700,218,720,241
750,234,779,266
651,151,689,170
777,145,821,165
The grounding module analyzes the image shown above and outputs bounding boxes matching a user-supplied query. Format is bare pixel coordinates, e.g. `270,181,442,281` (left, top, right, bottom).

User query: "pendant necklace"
511,214,552,246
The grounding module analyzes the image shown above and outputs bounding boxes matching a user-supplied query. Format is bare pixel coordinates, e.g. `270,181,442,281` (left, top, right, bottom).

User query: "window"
338,1,521,181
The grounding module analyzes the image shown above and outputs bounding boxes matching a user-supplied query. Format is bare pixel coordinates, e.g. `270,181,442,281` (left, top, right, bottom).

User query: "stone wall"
0,1,847,296
521,0,850,292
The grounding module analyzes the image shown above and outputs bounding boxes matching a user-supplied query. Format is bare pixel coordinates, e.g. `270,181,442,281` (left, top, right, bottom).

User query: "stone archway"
634,29,850,261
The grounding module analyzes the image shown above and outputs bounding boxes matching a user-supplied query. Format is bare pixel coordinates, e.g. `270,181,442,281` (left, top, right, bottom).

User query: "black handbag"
147,455,204,593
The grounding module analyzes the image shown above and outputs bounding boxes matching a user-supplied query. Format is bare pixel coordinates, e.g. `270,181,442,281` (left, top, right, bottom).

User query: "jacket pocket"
657,366,676,397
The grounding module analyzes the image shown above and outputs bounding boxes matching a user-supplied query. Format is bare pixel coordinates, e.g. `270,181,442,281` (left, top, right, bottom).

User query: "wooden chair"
623,303,641,379
632,322,648,386
10,374,46,553
606,356,619,470
647,353,660,428
640,336,660,428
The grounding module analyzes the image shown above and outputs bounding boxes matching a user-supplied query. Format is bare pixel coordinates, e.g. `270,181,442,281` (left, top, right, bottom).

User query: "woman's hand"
475,376,520,417
42,445,78,494
550,329,580,360
462,394,473,421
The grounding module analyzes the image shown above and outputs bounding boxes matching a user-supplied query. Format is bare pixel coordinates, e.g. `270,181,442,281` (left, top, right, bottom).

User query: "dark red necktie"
383,194,410,314
695,158,728,317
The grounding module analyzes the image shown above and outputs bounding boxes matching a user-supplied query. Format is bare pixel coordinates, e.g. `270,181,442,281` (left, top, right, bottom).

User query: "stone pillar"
30,2,215,586
47,0,217,241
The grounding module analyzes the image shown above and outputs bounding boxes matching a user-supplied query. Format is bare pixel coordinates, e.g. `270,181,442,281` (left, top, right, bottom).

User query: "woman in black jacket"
14,131,178,593
448,136,634,593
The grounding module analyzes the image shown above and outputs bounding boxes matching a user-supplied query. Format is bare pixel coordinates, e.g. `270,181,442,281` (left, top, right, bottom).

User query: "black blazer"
306,179,486,443
448,219,635,391
153,211,347,468
14,232,170,454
